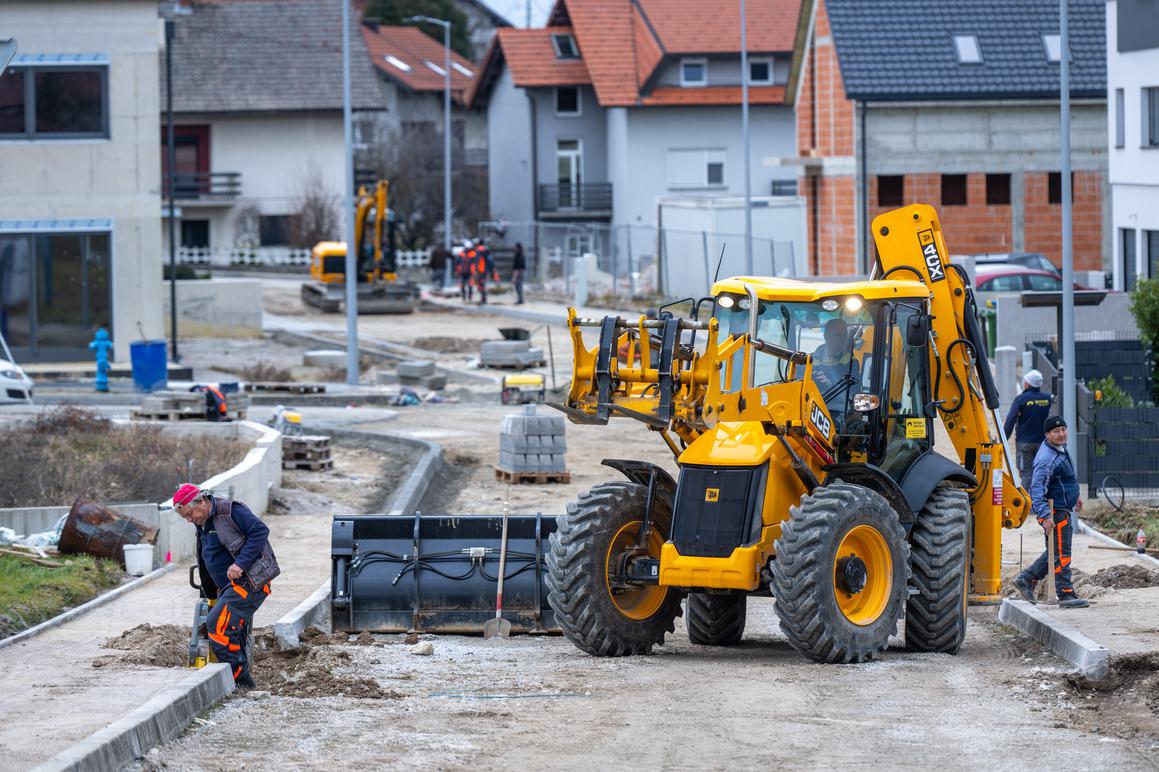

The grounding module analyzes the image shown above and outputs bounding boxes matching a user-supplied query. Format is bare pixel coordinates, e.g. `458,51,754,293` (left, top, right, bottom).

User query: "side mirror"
906,314,931,348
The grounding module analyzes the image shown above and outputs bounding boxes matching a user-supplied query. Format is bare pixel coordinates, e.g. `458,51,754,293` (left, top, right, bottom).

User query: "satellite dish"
0,39,17,77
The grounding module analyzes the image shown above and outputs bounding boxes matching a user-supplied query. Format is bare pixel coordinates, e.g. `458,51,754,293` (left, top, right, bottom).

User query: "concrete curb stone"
273,580,331,650
998,599,1111,680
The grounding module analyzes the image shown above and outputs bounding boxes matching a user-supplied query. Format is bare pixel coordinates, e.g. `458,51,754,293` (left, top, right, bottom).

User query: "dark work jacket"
512,248,526,272
1003,387,1052,444
1029,442,1080,521
196,497,280,595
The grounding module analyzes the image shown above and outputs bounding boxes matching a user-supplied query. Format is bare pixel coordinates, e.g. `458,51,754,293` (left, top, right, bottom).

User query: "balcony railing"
770,179,798,196
163,171,242,200
538,182,612,215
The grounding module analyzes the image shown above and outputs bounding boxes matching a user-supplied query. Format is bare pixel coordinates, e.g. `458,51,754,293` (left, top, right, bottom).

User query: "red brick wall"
869,173,1015,257
1023,170,1103,271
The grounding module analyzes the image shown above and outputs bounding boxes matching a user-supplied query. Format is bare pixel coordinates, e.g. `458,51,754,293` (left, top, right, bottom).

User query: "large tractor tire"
686,593,747,646
905,486,971,653
546,481,683,656
770,483,910,663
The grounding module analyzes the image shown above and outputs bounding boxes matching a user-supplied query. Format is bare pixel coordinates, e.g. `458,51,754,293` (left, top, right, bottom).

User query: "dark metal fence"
1088,406,1159,503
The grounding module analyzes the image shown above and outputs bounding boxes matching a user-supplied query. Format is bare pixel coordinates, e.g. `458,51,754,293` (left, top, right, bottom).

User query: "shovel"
483,497,512,640
1046,503,1057,604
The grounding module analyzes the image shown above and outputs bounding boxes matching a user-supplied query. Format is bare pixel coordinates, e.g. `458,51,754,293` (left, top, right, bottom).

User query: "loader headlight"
737,297,751,310
717,295,735,309
843,296,864,312
852,393,880,412
821,299,839,311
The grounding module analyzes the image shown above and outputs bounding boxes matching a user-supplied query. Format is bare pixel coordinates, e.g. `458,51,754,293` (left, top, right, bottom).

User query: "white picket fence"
177,246,431,269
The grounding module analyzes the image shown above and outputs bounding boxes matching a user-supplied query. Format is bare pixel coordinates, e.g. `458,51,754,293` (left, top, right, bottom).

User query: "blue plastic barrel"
129,340,168,392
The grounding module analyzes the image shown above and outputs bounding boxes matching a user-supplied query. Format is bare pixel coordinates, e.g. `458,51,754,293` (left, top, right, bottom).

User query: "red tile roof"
564,0,640,106
635,0,800,54
497,27,593,87
361,24,478,105
632,3,664,89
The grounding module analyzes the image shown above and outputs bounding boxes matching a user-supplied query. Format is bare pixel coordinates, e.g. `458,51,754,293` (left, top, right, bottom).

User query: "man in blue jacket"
174,484,281,688
1003,369,1052,484
1012,416,1088,608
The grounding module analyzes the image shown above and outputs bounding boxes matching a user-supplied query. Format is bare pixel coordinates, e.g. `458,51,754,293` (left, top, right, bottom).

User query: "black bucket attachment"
331,513,560,634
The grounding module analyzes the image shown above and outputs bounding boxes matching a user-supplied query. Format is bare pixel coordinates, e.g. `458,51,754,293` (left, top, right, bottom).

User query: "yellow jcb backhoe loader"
300,180,417,314
546,204,1029,663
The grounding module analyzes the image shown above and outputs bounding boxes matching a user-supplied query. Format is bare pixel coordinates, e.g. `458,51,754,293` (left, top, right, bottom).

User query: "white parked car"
0,359,33,404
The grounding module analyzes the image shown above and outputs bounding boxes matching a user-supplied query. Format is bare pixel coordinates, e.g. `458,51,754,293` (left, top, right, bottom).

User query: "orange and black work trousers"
206,581,269,684
1025,511,1074,596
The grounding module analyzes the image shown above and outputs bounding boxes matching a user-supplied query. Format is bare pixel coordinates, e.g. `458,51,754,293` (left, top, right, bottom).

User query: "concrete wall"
995,292,1139,351
486,66,534,226
1106,0,1159,289
0,420,281,568
160,278,263,337
0,0,164,362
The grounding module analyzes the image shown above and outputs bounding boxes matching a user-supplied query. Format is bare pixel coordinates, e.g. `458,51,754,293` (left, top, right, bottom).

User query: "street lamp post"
405,15,453,288
165,19,179,362
740,0,752,276
342,0,359,385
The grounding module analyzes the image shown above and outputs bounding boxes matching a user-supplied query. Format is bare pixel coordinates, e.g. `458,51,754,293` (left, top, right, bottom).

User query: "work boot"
234,673,257,690
1057,591,1089,609
1012,573,1037,604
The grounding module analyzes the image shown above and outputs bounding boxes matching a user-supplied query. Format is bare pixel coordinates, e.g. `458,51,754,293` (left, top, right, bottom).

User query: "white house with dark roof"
0,0,163,363
160,0,384,256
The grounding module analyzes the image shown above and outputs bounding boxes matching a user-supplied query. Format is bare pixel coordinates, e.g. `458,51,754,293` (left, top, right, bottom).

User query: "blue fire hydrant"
89,327,113,392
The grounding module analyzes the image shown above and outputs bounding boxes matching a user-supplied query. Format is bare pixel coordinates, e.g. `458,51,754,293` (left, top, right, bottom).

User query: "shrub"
1088,374,1134,408
1129,277,1159,345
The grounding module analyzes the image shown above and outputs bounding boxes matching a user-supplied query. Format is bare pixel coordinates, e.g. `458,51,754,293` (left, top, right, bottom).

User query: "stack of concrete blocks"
480,340,546,368
398,360,446,391
498,405,567,475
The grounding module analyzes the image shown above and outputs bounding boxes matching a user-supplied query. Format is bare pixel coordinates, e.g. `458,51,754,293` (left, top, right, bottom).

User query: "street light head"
404,14,450,27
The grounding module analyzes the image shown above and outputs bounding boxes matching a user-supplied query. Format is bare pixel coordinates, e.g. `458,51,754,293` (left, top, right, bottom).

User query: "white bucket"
123,544,154,577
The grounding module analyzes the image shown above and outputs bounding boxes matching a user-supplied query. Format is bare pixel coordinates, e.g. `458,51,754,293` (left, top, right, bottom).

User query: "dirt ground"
108,277,1159,768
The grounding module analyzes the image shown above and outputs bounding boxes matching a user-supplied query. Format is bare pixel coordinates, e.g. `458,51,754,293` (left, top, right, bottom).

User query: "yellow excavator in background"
300,180,417,314
547,203,1029,663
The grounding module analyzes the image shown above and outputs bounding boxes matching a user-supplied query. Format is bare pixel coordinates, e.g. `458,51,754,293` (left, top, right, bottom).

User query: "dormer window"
681,57,707,87
1042,34,1063,62
953,35,981,64
749,57,773,84
552,33,579,60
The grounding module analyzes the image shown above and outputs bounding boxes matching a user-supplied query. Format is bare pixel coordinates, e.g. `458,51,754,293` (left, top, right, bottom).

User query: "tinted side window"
983,275,1024,292
1026,274,1062,291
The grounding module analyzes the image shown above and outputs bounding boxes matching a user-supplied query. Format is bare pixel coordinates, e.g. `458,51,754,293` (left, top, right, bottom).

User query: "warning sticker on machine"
918,229,945,283
905,418,927,439
704,488,720,502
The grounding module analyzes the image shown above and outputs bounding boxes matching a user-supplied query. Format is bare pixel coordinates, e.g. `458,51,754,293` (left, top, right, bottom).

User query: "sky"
481,0,551,27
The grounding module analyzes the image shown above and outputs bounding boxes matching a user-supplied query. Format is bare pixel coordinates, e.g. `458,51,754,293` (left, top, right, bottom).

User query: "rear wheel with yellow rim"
771,483,910,663
546,481,683,656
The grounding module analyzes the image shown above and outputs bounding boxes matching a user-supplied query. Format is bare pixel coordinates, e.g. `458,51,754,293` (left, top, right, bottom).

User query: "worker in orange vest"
192,384,229,422
471,240,498,305
457,240,474,302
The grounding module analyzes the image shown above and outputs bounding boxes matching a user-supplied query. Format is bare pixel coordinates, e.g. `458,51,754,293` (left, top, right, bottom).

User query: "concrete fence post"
995,345,1018,413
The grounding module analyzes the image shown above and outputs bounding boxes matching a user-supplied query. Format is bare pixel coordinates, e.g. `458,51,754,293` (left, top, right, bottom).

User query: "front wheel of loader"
770,483,910,663
686,593,746,646
546,481,683,656
905,487,970,653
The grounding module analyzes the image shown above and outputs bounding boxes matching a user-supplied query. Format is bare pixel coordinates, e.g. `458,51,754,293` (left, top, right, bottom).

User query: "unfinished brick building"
788,0,1110,276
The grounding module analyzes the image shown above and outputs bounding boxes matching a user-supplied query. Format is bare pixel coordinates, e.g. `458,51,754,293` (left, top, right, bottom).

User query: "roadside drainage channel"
998,599,1112,680
271,426,443,651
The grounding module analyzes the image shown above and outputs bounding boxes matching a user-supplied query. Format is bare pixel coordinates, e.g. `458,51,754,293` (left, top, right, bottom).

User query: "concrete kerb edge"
998,599,1112,680
32,664,235,772
0,564,178,652
1075,519,1159,570
312,426,444,517
273,580,331,651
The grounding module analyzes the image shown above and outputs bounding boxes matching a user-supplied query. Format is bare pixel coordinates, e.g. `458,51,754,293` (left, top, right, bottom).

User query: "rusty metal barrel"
58,497,159,566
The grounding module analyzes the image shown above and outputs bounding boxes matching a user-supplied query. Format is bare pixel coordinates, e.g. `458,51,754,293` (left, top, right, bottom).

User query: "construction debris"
58,498,158,566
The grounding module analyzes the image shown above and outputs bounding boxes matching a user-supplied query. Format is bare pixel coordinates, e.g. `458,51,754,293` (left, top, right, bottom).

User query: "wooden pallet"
131,409,248,422
283,448,332,462
245,382,327,394
494,467,571,485
482,361,547,371
283,458,334,471
282,435,331,449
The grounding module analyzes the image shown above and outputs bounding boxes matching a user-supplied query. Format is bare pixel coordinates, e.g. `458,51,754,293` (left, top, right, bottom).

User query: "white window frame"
680,57,708,87
1042,34,1063,63
555,86,582,117
551,33,579,60
667,147,727,190
748,57,773,85
952,35,981,64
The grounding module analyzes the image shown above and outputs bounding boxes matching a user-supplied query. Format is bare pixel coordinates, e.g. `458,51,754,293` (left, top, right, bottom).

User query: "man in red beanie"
173,484,280,688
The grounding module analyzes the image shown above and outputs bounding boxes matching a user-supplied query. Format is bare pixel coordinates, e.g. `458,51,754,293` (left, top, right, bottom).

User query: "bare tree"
287,164,340,248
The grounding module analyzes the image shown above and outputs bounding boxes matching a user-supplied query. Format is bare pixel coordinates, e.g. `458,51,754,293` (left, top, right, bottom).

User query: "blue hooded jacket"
1029,440,1079,521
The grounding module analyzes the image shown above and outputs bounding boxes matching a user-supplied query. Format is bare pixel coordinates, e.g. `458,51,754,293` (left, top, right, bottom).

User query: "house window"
1121,228,1137,291
749,58,773,85
941,174,967,206
1047,172,1073,204
1115,88,1125,148
667,148,726,188
1145,87,1159,147
681,58,707,87
552,33,579,60
0,63,108,139
1043,34,1062,63
555,86,580,116
877,175,904,207
986,173,1011,205
260,215,289,246
953,35,982,64
1149,230,1159,281
181,220,210,249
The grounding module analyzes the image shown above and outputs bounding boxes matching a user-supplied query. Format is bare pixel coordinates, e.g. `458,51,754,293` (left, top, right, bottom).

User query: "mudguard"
898,451,977,514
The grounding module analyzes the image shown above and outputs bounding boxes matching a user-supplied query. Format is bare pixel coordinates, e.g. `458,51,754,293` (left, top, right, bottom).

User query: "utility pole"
342,0,359,385
1060,0,1076,463
740,0,753,275
165,19,179,362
